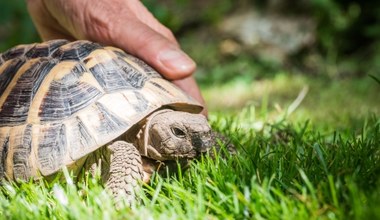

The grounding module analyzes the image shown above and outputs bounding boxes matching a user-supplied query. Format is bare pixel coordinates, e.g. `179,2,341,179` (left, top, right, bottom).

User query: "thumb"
111,20,196,80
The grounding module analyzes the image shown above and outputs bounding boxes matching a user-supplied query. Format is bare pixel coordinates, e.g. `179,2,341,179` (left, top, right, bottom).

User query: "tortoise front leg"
106,141,144,206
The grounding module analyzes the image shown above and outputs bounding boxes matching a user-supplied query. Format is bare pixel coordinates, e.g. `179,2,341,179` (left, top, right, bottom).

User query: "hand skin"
26,0,207,115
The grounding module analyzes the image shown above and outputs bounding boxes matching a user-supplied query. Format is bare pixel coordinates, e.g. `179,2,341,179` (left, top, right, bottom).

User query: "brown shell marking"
0,54,3,66
12,124,33,180
38,63,103,122
0,40,68,108
37,123,67,174
1,44,34,62
0,59,57,126
0,124,34,180
0,127,10,179
0,40,202,178
0,58,26,102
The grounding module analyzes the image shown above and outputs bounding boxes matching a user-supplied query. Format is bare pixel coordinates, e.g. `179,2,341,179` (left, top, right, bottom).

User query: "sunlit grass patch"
203,73,380,130
1,110,379,219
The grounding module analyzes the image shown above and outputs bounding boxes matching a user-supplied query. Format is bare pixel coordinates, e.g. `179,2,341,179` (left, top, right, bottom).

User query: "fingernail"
158,49,196,73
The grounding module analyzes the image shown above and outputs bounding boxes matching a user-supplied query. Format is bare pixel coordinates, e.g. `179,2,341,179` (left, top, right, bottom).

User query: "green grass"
1,110,379,219
203,73,380,132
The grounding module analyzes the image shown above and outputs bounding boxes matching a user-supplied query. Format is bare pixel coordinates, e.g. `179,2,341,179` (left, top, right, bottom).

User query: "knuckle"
82,2,115,42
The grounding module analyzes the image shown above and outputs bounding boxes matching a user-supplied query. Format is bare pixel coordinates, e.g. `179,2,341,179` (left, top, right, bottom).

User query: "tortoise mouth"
166,150,198,160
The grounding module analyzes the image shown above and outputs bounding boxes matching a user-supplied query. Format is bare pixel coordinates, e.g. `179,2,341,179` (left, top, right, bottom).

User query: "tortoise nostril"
191,134,210,153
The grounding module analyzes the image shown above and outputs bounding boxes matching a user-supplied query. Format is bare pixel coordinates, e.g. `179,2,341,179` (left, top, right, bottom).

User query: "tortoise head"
141,110,213,161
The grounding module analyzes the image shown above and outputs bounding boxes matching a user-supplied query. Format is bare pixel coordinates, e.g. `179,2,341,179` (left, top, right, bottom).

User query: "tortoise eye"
171,127,186,138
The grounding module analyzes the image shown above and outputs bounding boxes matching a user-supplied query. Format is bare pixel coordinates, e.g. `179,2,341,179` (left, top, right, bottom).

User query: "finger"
172,76,208,116
27,0,76,41
78,0,195,79
110,20,196,80
127,0,179,44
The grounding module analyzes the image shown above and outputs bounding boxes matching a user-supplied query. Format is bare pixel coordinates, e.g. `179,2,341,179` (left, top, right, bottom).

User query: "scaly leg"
106,141,143,206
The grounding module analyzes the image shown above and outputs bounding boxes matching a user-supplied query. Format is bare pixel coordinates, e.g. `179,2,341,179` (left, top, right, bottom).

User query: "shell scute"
89,57,150,93
12,124,33,180
37,123,67,175
111,49,160,77
52,41,101,61
67,116,97,162
0,129,10,179
0,59,26,97
1,45,30,62
0,59,57,126
38,63,103,122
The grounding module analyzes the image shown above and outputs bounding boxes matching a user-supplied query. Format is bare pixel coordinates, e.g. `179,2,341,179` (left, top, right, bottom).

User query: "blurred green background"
0,1,39,50
0,0,379,129
2,0,380,76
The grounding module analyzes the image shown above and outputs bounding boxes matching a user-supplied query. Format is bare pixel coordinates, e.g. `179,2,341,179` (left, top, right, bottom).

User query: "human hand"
27,0,207,115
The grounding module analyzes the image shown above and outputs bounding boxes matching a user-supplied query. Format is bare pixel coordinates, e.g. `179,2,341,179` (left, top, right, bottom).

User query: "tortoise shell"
0,40,202,180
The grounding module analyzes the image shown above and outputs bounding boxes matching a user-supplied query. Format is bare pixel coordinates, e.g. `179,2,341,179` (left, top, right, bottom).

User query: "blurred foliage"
308,0,380,76
144,0,380,78
0,0,39,51
142,0,233,32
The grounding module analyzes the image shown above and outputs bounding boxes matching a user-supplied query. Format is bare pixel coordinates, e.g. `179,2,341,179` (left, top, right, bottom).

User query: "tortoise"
0,39,215,203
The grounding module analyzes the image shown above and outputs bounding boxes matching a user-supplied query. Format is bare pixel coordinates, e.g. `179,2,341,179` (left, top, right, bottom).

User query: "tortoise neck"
138,109,174,157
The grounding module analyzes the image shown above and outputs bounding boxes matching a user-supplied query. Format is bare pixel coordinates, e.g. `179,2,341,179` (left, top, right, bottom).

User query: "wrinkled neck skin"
134,109,214,161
